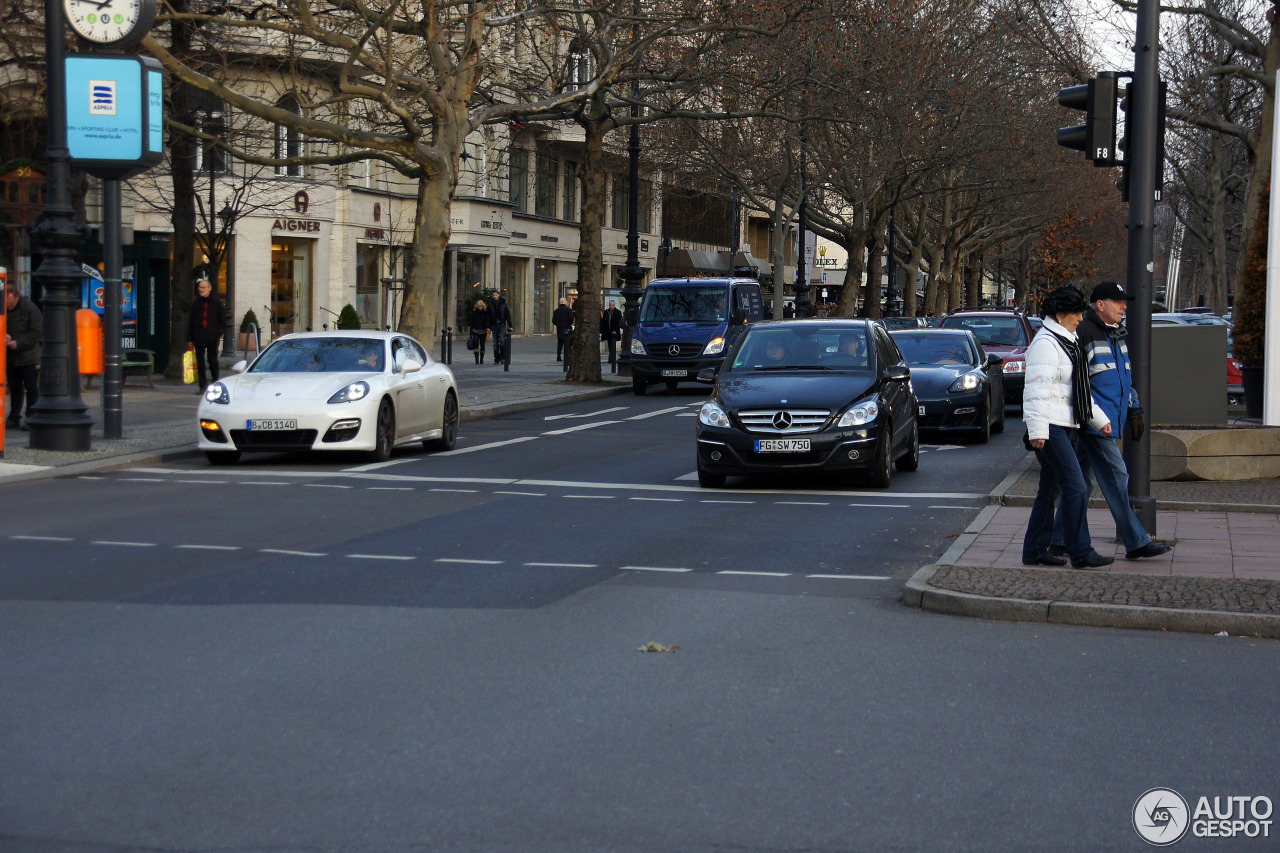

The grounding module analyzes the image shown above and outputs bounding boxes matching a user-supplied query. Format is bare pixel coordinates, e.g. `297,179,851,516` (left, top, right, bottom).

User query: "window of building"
509,148,528,213
611,172,628,230
568,44,594,91
638,178,652,234
562,161,578,222
195,110,226,174
274,95,303,177
535,152,558,218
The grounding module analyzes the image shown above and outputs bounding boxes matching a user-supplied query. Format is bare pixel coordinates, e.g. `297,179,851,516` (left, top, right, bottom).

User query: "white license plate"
919,406,926,416
755,438,810,453
248,419,297,431
661,369,688,378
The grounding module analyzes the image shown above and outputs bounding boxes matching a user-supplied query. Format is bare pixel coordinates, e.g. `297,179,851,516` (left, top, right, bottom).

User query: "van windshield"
639,286,728,323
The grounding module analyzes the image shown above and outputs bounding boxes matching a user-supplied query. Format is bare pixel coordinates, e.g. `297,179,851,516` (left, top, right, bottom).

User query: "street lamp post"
27,0,94,450
218,203,236,354
884,206,899,317
617,82,645,378
793,139,811,319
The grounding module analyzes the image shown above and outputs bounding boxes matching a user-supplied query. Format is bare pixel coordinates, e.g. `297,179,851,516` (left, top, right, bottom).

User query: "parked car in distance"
694,319,919,488
197,331,458,465
938,308,1034,405
1181,306,1219,315
890,328,1005,443
879,316,929,330
629,277,764,395
1151,312,1230,326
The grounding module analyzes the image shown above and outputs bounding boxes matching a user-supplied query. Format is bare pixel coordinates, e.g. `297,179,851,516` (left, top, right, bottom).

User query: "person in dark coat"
186,278,226,392
552,297,574,361
490,290,513,364
600,299,623,366
469,299,491,363
5,287,42,429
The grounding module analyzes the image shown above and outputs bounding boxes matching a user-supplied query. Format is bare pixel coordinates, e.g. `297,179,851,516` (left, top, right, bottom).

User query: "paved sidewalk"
904,454,1280,638
0,333,628,482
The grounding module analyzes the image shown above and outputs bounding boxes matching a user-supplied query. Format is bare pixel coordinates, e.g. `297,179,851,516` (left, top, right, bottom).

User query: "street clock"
63,0,158,50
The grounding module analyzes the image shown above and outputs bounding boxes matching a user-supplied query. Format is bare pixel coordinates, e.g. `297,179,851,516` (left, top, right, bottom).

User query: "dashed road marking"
430,488,478,493
850,503,909,508
12,535,74,542
347,554,415,561
626,406,685,420
306,483,352,489
435,558,502,565
261,549,326,557
176,544,241,551
545,407,628,421
631,496,683,502
564,494,614,499
718,570,790,577
622,565,692,574
494,490,546,497
543,420,624,436
776,501,829,506
805,574,892,580
92,541,155,547
525,562,597,568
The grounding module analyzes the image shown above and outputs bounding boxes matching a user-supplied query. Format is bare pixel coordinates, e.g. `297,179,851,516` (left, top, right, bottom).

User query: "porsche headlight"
698,401,731,428
1003,359,1025,374
703,337,726,356
328,381,370,403
837,398,880,427
631,339,647,356
204,382,230,404
949,370,983,392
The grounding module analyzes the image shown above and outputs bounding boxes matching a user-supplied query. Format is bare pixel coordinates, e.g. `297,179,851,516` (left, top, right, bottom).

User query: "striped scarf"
1047,326,1093,428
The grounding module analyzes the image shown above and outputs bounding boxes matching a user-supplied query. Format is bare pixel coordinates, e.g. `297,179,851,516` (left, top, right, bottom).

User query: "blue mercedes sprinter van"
629,277,765,394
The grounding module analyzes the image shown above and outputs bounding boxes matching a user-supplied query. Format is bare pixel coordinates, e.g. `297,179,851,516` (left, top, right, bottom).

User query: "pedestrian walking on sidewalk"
187,278,226,393
469,300,491,364
5,286,42,430
1022,286,1115,570
490,290,513,365
553,297,574,361
600,299,623,366
1050,282,1171,561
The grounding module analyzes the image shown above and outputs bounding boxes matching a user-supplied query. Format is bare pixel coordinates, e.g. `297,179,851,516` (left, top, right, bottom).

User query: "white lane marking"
631,497,683,502
243,481,289,486
924,444,964,451
430,488,477,493
805,574,892,581
77,476,105,480
435,558,502,565
347,554,415,561
928,505,979,510
344,456,420,473
261,549,326,557
12,535,75,542
850,503,910,508
369,487,414,491
120,477,164,482
434,436,540,457
676,412,697,417
544,407,628,421
675,472,699,481
306,483,353,489
718,570,790,577
177,479,226,484
622,565,692,574
700,499,755,504
525,562,597,568
176,544,241,551
564,494,615,499
494,491,546,497
92,541,156,547
776,501,830,506
543,420,623,436
626,406,685,420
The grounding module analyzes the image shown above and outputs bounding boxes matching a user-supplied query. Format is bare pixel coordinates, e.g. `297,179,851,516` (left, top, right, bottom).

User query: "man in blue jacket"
1052,281,1171,560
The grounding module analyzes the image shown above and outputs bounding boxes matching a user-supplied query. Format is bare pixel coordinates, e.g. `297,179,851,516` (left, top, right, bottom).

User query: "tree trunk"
769,198,792,319
568,115,607,383
836,220,864,317
398,168,455,343
864,231,883,319
166,7,197,379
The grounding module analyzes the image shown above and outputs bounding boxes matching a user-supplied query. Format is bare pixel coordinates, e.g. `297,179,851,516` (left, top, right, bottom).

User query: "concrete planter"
1150,426,1280,481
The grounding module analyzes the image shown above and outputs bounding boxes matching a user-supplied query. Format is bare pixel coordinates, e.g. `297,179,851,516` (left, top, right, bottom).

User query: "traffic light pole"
1122,0,1160,535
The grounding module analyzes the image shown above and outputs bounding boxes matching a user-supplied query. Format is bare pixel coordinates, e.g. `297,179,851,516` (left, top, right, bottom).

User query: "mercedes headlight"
698,401,731,428
703,337,726,356
1003,359,1025,374
837,398,880,427
328,381,370,403
631,339,647,356
949,370,983,392
204,382,230,404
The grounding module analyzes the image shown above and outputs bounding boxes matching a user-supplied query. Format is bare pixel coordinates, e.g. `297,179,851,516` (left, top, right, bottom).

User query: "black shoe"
1125,542,1172,560
1072,552,1113,570
1023,552,1068,567
1049,544,1069,558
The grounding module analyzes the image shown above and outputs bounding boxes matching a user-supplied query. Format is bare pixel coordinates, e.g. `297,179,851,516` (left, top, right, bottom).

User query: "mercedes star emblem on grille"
772,411,793,430
668,344,681,356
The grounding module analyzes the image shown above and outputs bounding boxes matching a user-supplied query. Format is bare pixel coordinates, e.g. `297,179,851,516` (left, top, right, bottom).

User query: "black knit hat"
1040,286,1088,319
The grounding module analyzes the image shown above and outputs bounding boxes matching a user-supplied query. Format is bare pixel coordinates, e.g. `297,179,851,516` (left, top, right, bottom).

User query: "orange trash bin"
77,308,103,377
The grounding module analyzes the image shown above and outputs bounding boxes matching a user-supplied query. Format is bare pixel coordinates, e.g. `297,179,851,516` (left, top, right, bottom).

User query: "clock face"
64,0,153,46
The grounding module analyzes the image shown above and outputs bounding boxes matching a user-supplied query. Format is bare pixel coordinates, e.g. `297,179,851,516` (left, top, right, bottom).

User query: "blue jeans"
1052,433,1151,552
1024,425,1093,562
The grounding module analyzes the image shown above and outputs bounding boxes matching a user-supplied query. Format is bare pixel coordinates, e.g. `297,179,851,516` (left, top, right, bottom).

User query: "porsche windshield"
639,286,728,323
251,338,385,373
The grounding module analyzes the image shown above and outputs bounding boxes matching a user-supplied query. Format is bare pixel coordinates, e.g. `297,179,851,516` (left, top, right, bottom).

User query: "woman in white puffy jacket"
1022,287,1114,570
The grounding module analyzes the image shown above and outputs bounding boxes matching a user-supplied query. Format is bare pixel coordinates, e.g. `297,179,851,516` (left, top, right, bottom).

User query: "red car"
939,308,1035,405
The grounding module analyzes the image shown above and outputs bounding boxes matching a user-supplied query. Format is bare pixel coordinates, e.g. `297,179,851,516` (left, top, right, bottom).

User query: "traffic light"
1056,72,1119,166
1116,79,1166,202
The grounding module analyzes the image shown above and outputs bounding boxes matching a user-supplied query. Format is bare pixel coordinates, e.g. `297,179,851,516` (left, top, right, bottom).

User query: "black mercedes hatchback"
694,319,920,488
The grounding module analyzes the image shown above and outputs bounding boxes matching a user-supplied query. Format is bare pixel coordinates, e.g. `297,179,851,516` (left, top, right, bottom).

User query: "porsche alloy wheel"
371,400,395,462
429,390,459,451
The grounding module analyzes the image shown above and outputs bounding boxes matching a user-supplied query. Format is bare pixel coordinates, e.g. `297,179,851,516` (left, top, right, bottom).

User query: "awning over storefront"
662,248,729,277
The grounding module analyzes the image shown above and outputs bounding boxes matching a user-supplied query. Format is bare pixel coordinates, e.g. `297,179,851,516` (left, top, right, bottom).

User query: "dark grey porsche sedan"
694,319,920,488
889,328,1005,443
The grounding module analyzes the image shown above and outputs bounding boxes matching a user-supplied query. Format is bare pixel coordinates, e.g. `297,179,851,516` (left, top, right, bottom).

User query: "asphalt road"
2,390,1277,852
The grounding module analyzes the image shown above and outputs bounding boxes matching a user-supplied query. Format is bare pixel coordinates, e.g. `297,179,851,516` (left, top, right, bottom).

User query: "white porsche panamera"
196,331,458,465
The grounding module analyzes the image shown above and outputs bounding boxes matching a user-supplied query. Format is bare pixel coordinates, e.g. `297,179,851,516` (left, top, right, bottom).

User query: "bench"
85,349,156,388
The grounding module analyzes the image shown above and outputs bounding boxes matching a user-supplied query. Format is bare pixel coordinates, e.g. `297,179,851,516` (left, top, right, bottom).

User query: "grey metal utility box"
1148,324,1228,425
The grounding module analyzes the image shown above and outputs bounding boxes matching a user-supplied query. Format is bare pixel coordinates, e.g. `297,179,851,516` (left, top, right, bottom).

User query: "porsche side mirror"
401,358,424,375
232,360,248,374
697,367,718,383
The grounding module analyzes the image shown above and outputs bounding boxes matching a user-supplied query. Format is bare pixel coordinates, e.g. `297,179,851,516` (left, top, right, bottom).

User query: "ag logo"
1134,788,1190,846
